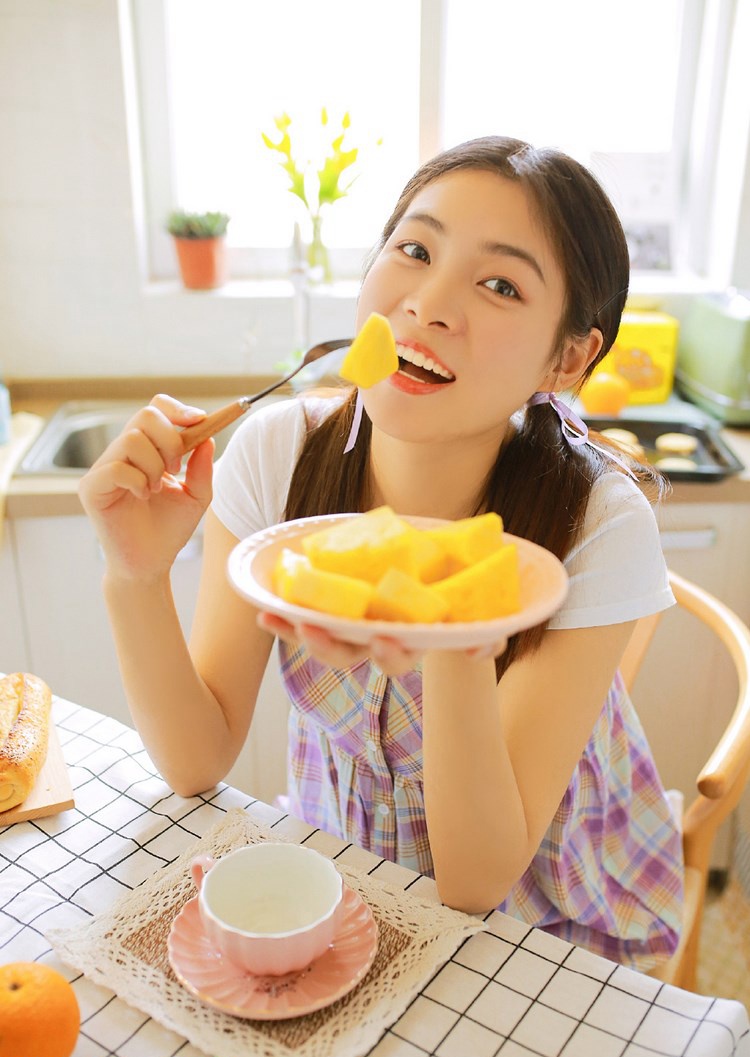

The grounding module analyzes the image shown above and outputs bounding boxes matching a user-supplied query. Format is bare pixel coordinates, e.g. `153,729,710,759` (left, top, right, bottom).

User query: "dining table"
2,691,749,1057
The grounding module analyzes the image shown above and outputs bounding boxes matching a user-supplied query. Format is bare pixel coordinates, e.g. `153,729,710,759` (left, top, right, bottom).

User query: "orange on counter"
578,372,631,416
0,962,80,1057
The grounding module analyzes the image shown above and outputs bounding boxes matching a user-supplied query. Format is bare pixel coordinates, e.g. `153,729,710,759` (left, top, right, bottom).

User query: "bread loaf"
0,673,52,813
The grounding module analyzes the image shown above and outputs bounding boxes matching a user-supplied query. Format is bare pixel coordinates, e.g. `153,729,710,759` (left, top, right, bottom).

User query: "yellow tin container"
595,310,679,404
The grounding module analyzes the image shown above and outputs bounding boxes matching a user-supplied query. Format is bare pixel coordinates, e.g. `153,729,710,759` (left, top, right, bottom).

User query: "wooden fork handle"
180,400,249,453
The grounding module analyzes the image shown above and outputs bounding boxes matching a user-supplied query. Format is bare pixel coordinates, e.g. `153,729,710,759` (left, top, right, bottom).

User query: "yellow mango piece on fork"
338,312,398,388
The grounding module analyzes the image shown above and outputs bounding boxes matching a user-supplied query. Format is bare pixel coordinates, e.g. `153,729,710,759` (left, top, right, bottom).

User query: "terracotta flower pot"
173,235,228,290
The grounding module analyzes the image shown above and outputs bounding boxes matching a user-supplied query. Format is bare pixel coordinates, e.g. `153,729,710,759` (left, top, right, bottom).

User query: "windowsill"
626,271,720,304
143,272,719,305
144,278,361,300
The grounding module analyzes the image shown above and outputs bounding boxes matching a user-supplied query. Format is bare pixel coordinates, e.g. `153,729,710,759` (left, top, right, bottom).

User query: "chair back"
620,570,750,989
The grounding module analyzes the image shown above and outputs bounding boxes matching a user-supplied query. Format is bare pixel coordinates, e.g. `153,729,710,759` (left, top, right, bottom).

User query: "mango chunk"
338,312,398,388
425,512,505,574
274,548,373,620
367,568,450,623
432,543,520,621
402,524,448,583
302,506,419,584
273,508,521,624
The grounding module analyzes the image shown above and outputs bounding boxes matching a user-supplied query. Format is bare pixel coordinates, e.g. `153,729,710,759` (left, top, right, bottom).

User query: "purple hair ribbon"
526,391,637,480
343,387,364,454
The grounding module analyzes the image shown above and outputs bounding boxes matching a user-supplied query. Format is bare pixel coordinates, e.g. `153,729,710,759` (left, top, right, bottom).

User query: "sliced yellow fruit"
367,568,450,623
302,506,418,584
273,548,373,620
432,543,520,621
402,524,448,583
424,512,505,574
338,312,398,388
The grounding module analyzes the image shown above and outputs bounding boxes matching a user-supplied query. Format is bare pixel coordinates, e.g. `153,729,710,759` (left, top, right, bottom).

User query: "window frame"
125,0,750,291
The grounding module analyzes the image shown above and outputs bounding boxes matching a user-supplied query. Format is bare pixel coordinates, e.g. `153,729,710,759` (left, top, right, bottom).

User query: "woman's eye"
399,241,430,263
482,277,520,299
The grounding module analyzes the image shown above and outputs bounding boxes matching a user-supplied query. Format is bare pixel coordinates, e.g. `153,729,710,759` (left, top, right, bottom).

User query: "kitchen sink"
17,397,272,476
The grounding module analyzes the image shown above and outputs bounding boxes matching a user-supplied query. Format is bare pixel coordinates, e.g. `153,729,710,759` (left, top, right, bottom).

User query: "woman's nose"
403,273,464,332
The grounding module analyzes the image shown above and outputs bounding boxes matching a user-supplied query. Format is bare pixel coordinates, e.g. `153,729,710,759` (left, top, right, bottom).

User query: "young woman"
78,136,682,970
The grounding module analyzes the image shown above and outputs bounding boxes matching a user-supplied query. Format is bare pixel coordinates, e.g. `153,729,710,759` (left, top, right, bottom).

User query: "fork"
179,337,352,453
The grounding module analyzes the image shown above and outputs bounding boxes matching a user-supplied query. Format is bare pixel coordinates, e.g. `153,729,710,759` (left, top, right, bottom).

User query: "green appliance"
675,291,750,425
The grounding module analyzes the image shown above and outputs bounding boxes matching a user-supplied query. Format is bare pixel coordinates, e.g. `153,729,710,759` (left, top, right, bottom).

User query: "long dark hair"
285,136,666,676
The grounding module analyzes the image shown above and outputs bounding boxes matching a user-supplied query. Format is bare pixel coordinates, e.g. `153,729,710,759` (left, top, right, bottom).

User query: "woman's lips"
389,371,450,395
394,340,455,389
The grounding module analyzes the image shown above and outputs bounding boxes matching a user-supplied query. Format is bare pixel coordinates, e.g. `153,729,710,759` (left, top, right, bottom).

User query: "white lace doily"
48,809,486,1057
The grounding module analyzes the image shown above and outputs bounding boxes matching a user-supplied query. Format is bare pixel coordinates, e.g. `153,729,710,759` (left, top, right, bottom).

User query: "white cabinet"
9,513,289,803
630,500,750,867
0,529,31,673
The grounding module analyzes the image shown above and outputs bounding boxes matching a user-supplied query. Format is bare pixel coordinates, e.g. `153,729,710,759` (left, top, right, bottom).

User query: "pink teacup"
191,842,344,976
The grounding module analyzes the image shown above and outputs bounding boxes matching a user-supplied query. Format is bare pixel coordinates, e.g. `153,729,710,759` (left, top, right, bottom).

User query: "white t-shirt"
212,397,675,629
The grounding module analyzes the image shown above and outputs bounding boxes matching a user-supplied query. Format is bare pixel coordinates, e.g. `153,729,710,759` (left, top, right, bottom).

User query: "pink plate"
227,513,569,652
167,884,378,1020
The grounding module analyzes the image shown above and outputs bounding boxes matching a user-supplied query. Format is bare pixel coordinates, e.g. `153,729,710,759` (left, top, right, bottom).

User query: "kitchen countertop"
5,379,750,517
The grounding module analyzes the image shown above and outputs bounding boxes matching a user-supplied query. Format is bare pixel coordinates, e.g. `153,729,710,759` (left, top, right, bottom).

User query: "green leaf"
166,209,230,238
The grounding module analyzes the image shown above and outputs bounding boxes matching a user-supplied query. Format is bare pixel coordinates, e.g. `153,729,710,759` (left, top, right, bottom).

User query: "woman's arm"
103,511,273,795
422,619,635,913
78,395,273,796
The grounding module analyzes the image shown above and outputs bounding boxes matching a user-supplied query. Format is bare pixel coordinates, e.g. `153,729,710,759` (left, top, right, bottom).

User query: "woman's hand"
257,612,421,674
77,394,214,580
257,612,507,673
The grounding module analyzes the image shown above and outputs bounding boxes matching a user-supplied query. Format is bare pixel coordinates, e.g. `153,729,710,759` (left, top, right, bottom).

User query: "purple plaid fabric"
280,643,683,971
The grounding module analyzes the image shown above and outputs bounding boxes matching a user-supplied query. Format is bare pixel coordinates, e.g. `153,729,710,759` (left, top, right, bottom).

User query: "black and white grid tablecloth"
1,695,749,1057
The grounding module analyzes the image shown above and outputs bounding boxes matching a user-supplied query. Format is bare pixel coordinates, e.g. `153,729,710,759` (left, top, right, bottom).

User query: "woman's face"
356,169,572,447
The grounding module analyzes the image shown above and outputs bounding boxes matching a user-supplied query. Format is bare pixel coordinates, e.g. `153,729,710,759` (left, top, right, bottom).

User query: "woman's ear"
548,328,604,391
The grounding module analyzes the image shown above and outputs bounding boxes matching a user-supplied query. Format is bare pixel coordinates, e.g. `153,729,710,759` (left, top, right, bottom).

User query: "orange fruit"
579,371,631,416
0,962,80,1057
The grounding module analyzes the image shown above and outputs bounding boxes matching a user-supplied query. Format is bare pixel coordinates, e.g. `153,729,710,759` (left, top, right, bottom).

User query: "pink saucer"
167,884,378,1019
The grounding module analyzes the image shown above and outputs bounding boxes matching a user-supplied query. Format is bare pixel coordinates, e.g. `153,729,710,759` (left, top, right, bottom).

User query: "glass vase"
307,214,332,284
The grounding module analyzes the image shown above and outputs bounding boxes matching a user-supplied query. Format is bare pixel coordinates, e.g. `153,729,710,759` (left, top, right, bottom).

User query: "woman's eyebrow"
401,211,545,284
481,240,546,284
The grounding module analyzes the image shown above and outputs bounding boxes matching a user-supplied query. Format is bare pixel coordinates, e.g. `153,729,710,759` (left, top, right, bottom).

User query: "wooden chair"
619,570,750,991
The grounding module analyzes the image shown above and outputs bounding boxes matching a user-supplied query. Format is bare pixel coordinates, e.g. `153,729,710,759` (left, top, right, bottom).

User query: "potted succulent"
167,210,230,290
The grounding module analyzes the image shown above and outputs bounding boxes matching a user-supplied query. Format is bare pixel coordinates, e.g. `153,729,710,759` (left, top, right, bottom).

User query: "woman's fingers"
81,459,155,506
89,398,206,482
181,438,215,505
466,638,508,660
149,393,206,422
256,612,422,675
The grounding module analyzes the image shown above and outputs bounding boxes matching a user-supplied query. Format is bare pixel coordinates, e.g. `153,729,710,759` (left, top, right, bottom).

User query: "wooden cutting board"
0,722,75,825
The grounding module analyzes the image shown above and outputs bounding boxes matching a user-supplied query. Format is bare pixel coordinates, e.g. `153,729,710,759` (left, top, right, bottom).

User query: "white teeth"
396,343,454,380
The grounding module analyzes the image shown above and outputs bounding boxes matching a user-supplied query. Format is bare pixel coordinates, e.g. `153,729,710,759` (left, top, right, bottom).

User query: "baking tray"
582,417,745,482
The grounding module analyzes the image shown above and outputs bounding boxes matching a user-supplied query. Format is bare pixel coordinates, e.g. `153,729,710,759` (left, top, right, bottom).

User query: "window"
128,0,749,285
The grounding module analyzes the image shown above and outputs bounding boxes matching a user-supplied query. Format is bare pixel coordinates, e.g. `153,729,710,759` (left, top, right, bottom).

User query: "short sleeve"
549,473,675,630
210,398,308,539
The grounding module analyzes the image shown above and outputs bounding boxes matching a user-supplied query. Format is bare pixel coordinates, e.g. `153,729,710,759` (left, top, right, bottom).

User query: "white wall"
0,0,333,381
1,1,747,385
